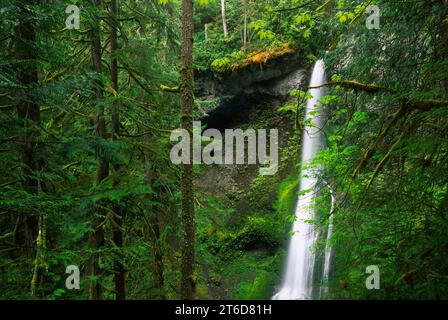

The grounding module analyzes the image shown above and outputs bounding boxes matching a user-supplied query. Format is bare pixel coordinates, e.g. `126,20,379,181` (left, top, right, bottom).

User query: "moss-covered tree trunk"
14,0,40,262
180,0,196,300
110,0,126,301
14,1,48,297
438,1,448,93
89,0,108,300
144,146,165,298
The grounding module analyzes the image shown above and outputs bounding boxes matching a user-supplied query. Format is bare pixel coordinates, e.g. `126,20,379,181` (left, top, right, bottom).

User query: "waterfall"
273,60,327,300
319,186,335,298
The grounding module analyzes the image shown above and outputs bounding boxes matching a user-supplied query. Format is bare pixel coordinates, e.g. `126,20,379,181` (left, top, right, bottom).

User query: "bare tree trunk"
180,0,196,300
243,13,247,49
89,0,108,300
110,0,126,300
205,23,208,42
242,0,250,49
221,0,228,38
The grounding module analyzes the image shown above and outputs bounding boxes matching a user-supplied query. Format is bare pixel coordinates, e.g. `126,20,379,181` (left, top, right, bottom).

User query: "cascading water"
273,59,327,300
319,187,335,298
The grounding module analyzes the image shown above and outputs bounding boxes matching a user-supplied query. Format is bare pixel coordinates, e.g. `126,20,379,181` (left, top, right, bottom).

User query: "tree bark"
89,0,108,300
180,0,196,300
243,13,247,49
437,1,448,92
30,214,46,296
144,146,165,298
221,0,228,38
110,0,126,300
14,0,40,262
14,2,47,296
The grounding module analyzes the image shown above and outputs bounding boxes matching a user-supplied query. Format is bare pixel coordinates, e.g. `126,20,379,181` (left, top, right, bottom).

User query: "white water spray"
273,60,327,300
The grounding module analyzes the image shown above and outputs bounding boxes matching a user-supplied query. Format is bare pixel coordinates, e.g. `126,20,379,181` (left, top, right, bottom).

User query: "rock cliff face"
196,52,307,98
196,52,309,127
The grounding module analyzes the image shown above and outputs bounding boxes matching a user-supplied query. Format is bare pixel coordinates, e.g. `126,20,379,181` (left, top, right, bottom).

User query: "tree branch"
160,84,180,93
306,80,395,93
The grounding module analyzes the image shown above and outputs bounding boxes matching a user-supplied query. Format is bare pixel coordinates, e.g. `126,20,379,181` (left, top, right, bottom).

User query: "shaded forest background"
0,0,447,299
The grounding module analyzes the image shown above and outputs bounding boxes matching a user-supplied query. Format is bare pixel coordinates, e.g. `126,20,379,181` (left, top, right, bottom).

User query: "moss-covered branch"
307,80,448,110
306,80,395,93
315,80,448,179
352,106,405,178
160,84,180,93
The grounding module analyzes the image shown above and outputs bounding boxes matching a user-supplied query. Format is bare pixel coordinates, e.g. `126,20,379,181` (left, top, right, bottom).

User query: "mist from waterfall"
273,59,329,300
